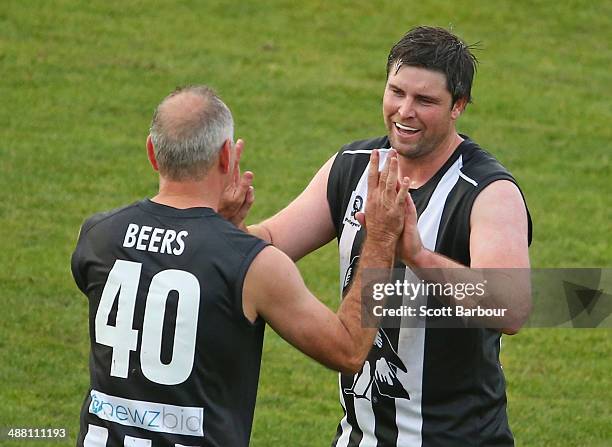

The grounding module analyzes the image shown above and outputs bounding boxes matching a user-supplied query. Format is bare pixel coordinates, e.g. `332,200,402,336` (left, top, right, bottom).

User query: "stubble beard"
390,133,439,160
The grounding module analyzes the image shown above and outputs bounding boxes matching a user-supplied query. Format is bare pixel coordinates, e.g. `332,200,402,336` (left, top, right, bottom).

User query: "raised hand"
218,139,255,230
397,184,425,266
355,149,411,246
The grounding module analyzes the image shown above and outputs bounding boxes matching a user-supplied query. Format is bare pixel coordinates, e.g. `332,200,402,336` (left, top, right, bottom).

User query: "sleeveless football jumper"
72,200,268,447
328,136,532,447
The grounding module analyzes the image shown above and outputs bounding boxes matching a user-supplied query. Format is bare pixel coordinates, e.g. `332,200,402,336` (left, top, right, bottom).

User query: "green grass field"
1,0,610,445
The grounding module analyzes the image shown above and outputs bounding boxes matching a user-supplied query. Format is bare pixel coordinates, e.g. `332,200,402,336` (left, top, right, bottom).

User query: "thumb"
355,211,366,228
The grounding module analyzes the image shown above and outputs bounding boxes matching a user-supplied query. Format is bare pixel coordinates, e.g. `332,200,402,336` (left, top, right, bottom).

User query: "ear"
450,97,468,120
146,135,159,171
218,139,232,174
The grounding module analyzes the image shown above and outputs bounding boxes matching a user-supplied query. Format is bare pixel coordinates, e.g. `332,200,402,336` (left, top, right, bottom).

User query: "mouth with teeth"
394,122,420,136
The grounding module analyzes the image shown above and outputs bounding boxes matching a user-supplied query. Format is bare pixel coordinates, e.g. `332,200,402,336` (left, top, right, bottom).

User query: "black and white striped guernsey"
327,136,532,447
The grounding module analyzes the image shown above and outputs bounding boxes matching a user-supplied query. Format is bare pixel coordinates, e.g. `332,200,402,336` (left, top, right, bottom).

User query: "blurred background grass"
0,0,610,445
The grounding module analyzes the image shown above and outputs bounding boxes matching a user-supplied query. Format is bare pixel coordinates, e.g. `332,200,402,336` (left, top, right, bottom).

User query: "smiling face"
383,65,466,159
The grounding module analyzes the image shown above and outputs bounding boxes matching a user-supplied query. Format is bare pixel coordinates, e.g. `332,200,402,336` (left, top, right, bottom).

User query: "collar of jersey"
139,199,216,218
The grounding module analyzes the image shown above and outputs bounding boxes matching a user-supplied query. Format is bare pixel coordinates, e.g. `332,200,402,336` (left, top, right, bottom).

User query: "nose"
397,98,415,119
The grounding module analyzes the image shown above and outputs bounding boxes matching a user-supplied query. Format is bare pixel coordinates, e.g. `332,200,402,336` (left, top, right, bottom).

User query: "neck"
398,132,464,188
152,177,221,210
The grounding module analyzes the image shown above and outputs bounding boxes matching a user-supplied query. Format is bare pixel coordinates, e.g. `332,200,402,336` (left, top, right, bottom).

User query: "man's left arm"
401,180,531,334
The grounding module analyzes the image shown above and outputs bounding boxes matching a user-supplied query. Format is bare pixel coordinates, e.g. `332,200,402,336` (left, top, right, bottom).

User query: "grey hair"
149,85,234,180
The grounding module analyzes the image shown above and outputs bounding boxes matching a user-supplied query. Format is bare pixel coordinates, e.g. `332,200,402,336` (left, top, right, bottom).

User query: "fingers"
235,139,244,163
367,149,380,193
235,185,255,222
404,185,417,214
385,155,399,193
234,170,254,200
396,176,411,206
232,139,244,185
378,150,392,188
377,149,398,192
355,211,366,227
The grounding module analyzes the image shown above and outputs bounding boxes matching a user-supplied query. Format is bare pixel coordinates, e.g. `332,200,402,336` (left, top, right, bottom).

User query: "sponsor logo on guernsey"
342,191,363,229
351,195,363,217
89,389,204,436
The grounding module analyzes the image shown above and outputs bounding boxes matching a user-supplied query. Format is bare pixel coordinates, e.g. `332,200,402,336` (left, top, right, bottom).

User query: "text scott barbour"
370,279,507,318
372,304,507,318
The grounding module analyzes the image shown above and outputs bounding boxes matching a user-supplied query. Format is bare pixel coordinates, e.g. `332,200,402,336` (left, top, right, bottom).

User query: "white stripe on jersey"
83,425,198,447
338,149,392,294
458,157,478,186
395,268,426,447
335,151,464,446
124,435,152,446
459,170,478,186
342,149,375,155
417,155,464,249
84,425,108,447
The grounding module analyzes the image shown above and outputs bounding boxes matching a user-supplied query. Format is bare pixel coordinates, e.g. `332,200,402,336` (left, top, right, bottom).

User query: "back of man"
72,199,268,446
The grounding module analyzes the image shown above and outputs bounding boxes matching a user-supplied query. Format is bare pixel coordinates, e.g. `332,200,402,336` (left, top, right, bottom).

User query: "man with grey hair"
72,85,411,446
149,85,235,181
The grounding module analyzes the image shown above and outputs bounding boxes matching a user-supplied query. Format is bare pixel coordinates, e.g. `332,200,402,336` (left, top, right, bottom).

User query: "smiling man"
223,26,532,446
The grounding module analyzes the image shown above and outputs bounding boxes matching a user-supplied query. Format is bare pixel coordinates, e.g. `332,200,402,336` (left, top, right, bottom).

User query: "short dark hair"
386,26,478,105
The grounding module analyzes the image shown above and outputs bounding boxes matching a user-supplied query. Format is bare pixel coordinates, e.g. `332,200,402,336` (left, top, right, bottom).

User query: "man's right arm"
247,154,337,261
242,242,391,374
243,151,410,374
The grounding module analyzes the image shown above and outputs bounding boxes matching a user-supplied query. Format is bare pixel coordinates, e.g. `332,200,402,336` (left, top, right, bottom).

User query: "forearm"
336,237,396,371
406,250,531,333
246,223,273,244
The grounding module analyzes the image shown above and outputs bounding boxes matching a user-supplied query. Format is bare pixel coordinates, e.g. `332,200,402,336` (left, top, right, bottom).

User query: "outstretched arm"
248,154,338,261
398,179,531,334
243,151,410,373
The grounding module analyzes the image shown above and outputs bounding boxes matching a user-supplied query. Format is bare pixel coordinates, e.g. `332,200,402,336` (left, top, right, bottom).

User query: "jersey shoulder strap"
458,139,533,245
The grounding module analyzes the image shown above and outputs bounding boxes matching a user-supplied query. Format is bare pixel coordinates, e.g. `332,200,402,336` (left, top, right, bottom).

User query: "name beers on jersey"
89,390,203,436
123,223,188,256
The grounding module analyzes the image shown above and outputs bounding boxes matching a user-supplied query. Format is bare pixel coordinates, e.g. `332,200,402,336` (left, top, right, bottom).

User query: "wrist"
405,247,431,267
361,237,396,264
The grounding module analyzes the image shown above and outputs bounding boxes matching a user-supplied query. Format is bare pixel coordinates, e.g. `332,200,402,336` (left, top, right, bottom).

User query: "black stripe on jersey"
409,146,464,216
334,374,364,446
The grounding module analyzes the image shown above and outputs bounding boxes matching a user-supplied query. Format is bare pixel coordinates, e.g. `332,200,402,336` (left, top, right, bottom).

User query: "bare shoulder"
472,180,527,223
470,180,530,268
242,245,304,321
247,245,299,280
